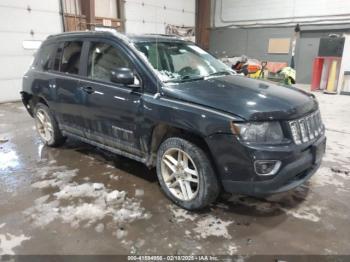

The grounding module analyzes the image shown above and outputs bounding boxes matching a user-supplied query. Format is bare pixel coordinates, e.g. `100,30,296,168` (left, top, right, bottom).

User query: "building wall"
212,0,350,28
0,0,195,103
210,27,350,84
0,0,62,103
210,0,350,84
124,0,195,34
210,27,295,61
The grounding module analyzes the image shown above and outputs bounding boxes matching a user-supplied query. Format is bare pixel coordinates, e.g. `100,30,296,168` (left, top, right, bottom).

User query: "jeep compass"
21,30,326,210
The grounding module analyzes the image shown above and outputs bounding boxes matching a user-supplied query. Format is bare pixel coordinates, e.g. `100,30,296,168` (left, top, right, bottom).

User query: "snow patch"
135,189,144,197
282,205,323,223
312,166,345,189
109,174,119,181
116,228,128,239
95,223,104,233
169,205,197,222
31,179,59,189
48,160,57,165
0,223,5,229
34,195,50,205
26,167,150,229
31,169,79,189
227,244,239,255
24,200,60,227
60,203,107,228
55,183,105,200
0,233,30,255
193,216,233,239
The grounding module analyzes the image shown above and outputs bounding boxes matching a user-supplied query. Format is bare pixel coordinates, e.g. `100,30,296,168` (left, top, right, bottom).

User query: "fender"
142,93,244,137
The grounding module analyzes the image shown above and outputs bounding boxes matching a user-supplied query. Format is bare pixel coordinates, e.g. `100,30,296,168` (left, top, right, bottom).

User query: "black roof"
47,30,186,43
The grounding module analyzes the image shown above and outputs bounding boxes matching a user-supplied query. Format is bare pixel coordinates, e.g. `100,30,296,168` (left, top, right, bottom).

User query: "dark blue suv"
21,30,326,210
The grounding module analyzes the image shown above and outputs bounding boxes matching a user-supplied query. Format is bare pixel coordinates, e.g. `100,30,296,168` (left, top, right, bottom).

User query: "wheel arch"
148,123,217,173
21,92,49,117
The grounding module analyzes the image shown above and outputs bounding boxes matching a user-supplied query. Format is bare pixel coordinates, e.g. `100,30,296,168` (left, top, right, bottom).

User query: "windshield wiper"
163,71,231,83
207,71,231,77
181,75,205,81
164,75,204,83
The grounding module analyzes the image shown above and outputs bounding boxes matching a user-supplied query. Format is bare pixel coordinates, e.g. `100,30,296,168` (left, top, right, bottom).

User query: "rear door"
52,40,86,137
28,42,58,112
78,39,144,156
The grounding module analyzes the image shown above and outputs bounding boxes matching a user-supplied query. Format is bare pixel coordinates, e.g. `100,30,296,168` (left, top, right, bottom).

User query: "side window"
87,42,132,83
59,41,83,75
36,43,56,71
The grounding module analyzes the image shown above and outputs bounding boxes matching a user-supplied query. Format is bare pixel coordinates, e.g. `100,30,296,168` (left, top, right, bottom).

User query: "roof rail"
143,33,181,38
94,27,131,43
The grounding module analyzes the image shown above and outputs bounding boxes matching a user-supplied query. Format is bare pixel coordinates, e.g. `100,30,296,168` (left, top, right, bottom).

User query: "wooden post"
117,0,125,32
81,0,95,30
195,0,211,50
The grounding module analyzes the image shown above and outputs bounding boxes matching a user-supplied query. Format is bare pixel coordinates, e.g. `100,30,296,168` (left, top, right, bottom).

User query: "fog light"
254,160,281,176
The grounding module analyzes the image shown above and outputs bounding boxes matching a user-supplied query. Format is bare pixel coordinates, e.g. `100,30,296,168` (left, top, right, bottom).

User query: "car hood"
161,75,318,121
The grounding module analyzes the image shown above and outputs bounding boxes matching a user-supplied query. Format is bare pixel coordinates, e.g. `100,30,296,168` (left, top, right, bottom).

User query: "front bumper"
206,133,326,196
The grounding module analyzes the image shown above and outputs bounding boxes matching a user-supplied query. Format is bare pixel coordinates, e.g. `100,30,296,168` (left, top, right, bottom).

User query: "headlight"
231,121,284,143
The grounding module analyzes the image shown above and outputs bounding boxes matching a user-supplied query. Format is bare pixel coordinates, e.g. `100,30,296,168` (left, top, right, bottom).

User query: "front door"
78,40,144,156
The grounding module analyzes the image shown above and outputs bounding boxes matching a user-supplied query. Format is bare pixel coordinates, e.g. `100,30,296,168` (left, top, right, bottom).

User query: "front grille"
288,110,324,144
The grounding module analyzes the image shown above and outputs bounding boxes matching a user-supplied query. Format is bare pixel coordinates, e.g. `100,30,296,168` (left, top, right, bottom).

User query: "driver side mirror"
110,67,135,85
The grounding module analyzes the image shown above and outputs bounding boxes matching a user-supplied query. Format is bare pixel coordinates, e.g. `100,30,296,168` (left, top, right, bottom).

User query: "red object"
247,64,261,73
311,57,324,91
311,56,342,91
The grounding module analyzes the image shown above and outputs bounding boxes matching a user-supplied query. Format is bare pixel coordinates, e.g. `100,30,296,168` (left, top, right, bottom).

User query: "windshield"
134,41,233,83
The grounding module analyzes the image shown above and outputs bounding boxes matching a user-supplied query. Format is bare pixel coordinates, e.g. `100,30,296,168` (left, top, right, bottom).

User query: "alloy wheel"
35,109,53,143
161,148,199,201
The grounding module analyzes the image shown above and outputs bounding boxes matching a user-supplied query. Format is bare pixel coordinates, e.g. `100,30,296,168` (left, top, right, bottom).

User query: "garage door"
0,0,62,103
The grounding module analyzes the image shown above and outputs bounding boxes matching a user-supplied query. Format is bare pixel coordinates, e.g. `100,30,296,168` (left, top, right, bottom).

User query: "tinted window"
59,41,83,75
36,43,56,71
87,42,131,83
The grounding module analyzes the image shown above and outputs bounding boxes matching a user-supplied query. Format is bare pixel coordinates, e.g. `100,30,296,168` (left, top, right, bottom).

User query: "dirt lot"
0,92,350,257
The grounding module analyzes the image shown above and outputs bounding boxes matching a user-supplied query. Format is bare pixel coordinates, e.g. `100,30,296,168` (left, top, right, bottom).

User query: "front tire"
156,137,220,210
34,103,66,147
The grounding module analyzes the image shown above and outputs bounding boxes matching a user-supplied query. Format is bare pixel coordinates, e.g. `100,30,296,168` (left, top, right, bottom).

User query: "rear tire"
156,137,220,210
34,103,66,147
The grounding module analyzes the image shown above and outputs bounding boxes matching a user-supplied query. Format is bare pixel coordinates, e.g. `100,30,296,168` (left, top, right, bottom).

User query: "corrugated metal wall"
124,0,195,34
0,0,62,103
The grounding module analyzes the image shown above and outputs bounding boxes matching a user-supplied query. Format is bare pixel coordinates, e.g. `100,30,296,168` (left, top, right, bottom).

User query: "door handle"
81,86,94,94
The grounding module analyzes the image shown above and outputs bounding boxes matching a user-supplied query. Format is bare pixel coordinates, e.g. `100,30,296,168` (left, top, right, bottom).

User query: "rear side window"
59,41,83,75
36,43,56,71
87,42,131,83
